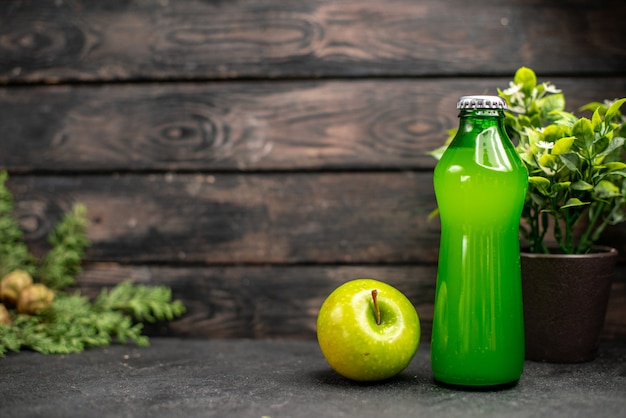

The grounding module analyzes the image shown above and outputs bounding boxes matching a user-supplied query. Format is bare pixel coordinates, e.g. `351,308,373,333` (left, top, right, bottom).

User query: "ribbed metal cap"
457,95,507,110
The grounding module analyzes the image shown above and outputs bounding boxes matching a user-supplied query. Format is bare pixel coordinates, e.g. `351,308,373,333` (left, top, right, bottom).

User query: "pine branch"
0,293,150,356
0,172,36,278
36,204,90,290
0,281,186,357
94,281,187,323
0,172,186,358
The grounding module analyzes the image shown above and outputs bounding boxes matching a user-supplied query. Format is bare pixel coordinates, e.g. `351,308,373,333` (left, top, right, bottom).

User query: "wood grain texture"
1,0,625,84
2,78,626,173
75,262,626,341
7,173,441,264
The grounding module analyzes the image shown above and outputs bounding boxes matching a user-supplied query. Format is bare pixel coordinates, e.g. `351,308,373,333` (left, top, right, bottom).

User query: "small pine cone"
0,303,11,325
16,284,55,314
0,270,33,305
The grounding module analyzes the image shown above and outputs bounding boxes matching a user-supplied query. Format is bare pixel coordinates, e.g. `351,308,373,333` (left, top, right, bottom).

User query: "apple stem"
371,289,381,326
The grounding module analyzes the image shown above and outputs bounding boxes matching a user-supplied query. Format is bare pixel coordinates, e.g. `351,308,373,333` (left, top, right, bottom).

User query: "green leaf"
579,101,605,114
529,113,542,128
558,153,580,173
427,208,440,222
552,136,575,155
572,117,594,150
591,108,603,131
605,98,626,122
528,176,551,195
550,111,578,127
524,126,543,147
604,162,626,172
539,154,556,168
560,198,590,209
598,136,625,158
428,145,448,161
552,181,571,193
538,93,565,120
572,117,594,140
514,67,537,95
594,180,621,198
542,125,567,142
571,180,594,191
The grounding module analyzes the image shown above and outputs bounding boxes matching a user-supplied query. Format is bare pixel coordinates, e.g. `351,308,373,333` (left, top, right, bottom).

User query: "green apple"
316,278,420,381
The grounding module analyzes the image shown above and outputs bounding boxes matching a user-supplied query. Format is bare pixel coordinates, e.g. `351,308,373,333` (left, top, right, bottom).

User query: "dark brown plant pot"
521,246,618,363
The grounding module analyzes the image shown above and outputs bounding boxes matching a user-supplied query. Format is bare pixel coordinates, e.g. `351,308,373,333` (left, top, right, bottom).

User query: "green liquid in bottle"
431,100,528,388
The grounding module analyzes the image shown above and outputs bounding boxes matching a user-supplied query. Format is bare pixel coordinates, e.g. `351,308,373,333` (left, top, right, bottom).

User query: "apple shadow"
308,368,430,389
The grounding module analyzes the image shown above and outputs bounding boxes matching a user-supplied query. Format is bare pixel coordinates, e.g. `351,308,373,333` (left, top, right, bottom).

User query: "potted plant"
432,67,626,363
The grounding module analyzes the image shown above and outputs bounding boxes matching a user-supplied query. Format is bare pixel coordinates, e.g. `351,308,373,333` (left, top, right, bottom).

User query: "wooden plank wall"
1,0,626,341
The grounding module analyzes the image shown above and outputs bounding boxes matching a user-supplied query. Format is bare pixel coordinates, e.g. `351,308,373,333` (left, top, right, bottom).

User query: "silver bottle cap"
457,95,507,110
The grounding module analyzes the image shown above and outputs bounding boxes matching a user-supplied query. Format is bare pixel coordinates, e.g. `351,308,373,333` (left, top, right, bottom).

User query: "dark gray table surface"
1,338,625,418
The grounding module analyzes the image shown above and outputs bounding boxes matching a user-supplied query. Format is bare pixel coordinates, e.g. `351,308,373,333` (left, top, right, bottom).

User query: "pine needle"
95,281,187,323
0,172,185,357
0,172,36,278
36,203,90,290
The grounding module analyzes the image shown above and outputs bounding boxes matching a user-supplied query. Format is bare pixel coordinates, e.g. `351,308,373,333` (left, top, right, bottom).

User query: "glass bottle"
431,95,528,388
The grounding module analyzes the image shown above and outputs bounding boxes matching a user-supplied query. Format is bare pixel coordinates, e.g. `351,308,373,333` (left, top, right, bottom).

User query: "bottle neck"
449,107,511,151
458,108,505,119
457,108,506,133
